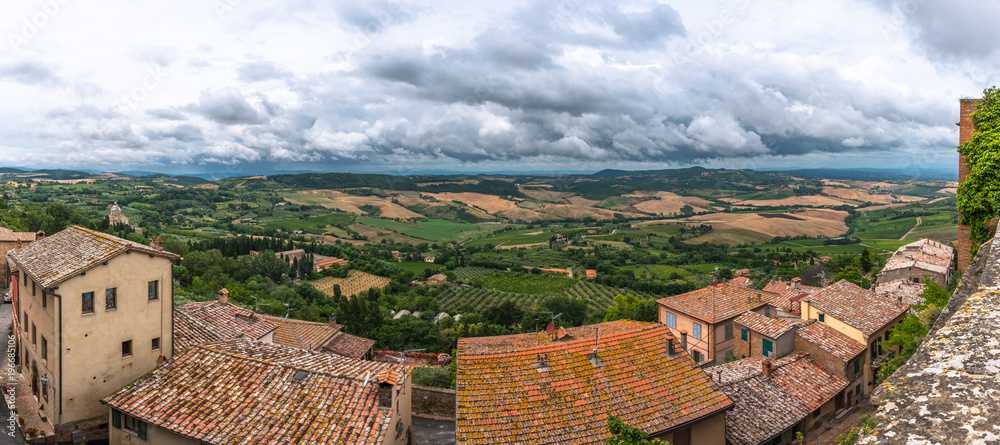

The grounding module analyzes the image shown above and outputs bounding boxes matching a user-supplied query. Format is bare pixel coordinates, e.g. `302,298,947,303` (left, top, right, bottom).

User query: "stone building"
876,238,954,287
456,320,733,445
108,202,129,226
7,226,179,442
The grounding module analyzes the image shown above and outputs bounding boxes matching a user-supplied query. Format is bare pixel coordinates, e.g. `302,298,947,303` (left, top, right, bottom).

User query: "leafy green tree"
605,415,666,445
859,249,872,275
958,86,1000,245
876,314,928,383
604,295,658,323
835,266,870,289
914,277,950,311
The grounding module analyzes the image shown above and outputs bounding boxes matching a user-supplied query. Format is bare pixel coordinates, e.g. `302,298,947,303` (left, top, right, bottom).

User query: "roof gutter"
647,404,734,439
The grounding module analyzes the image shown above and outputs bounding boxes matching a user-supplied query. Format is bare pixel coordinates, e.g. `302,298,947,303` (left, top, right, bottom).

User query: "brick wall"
411,385,456,419
957,99,980,271
54,415,109,443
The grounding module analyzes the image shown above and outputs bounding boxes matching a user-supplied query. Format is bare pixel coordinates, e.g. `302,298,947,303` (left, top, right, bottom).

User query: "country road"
900,216,922,240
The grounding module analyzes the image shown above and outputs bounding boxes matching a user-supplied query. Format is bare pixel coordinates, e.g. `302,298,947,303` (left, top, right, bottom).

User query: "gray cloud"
238,61,293,82
192,88,264,125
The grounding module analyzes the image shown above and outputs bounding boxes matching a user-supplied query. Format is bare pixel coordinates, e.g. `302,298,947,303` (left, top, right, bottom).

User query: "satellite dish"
546,323,555,335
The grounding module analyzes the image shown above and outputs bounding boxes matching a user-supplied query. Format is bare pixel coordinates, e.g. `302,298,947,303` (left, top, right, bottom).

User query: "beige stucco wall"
652,411,727,445
15,251,175,427
16,270,59,417
659,305,712,363
382,372,414,445
659,304,773,365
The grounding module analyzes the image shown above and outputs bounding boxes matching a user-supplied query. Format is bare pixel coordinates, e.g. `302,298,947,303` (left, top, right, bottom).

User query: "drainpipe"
51,289,63,428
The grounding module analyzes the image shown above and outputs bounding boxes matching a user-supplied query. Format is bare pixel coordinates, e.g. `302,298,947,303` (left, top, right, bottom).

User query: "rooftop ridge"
198,340,395,383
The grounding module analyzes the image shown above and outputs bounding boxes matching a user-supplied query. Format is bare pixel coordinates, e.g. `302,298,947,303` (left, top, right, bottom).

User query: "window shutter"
138,420,147,440
112,409,121,429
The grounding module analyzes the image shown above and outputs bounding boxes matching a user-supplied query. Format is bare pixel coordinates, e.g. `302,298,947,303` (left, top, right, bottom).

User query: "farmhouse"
424,256,436,263
427,274,448,285
876,238,954,286
456,320,733,444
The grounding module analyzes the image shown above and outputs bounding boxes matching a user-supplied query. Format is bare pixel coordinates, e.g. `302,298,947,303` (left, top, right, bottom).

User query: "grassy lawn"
397,261,445,274
262,212,355,234
464,229,556,247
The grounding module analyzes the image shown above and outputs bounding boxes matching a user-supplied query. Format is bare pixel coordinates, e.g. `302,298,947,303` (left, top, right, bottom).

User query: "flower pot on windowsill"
17,416,24,426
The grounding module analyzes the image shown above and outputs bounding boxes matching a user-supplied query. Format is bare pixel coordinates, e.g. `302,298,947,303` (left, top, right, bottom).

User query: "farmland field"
356,216,493,242
470,271,576,294
463,229,556,247
312,271,391,297
435,280,641,313
397,261,445,275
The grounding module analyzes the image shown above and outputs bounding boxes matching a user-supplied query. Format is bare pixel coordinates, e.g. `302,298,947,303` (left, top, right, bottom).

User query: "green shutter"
854,359,860,375
138,420,147,440
762,339,773,357
112,409,121,429
741,328,748,342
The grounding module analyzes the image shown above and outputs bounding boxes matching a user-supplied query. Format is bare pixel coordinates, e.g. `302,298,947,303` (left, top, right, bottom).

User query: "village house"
7,226,179,443
423,256,436,263
873,279,927,306
176,289,376,360
876,238,954,286
173,289,278,353
729,276,751,287
427,273,448,285
0,226,40,288
732,311,867,412
799,280,908,395
456,320,733,445
657,283,779,365
586,269,597,278
102,339,414,445
708,353,848,445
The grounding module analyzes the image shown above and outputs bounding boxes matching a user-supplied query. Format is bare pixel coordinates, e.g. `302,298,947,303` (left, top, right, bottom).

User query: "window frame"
152,337,160,351
665,312,676,329
31,323,36,345
106,288,117,311
692,323,701,339
40,336,47,360
82,291,95,315
854,359,861,376
147,280,159,301
818,313,825,323
764,307,770,317
762,338,774,357
122,340,133,358
740,327,748,342
725,323,734,340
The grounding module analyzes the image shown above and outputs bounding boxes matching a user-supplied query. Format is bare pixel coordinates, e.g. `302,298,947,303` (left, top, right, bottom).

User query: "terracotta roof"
762,280,790,294
709,353,849,445
795,321,866,363
257,314,340,350
586,269,597,277
456,321,733,444
806,280,908,336
773,289,813,315
875,279,926,306
734,312,797,339
657,283,777,324
103,339,406,445
322,331,376,360
7,226,179,288
174,301,277,352
0,227,37,242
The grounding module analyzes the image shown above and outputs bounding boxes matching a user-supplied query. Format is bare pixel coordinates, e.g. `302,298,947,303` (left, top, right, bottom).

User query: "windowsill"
148,299,159,303
152,348,160,352
122,354,133,360
82,312,95,316
106,308,117,312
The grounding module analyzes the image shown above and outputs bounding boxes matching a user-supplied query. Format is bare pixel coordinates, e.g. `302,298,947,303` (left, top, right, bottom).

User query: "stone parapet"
860,232,1000,444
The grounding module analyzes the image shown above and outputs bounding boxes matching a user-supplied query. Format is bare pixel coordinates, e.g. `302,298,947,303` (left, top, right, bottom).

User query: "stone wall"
859,232,999,444
411,385,456,420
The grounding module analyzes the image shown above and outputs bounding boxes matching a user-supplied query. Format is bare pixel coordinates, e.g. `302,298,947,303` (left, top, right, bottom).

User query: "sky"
1,0,997,176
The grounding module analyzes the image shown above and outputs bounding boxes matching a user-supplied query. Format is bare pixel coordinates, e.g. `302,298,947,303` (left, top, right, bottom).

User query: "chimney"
762,359,773,377
792,277,801,289
712,278,718,286
679,330,688,350
157,354,168,366
329,313,338,327
378,383,393,410
150,236,163,251
35,231,44,240
217,288,229,304
667,338,676,357
897,295,903,305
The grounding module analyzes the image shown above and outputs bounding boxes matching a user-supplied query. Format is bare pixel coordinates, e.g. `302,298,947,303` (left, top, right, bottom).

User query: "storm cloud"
0,0,989,173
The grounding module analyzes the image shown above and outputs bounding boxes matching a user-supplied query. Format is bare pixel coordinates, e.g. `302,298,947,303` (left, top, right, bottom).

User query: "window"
692,350,703,363
22,312,27,333
113,409,147,440
105,288,117,310
22,273,26,287
854,359,861,376
725,323,733,340
665,312,676,328
741,328,748,342
885,329,891,342
147,280,159,301
855,384,862,395
31,282,35,296
772,437,782,445
764,307,771,317
762,338,774,357
692,323,701,339
818,313,825,323
82,292,94,314
40,336,46,360
31,323,35,345
152,337,160,351
813,409,821,419
912,277,920,283
42,293,46,308
122,340,133,358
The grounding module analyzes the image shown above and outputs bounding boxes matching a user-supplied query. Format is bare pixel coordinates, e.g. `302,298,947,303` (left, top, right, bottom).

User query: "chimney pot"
763,359,773,377
679,330,688,350
329,313,338,327
218,288,229,304
667,338,676,357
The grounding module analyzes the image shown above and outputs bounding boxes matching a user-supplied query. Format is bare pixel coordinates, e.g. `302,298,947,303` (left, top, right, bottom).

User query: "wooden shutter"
138,420,147,440
112,409,121,429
